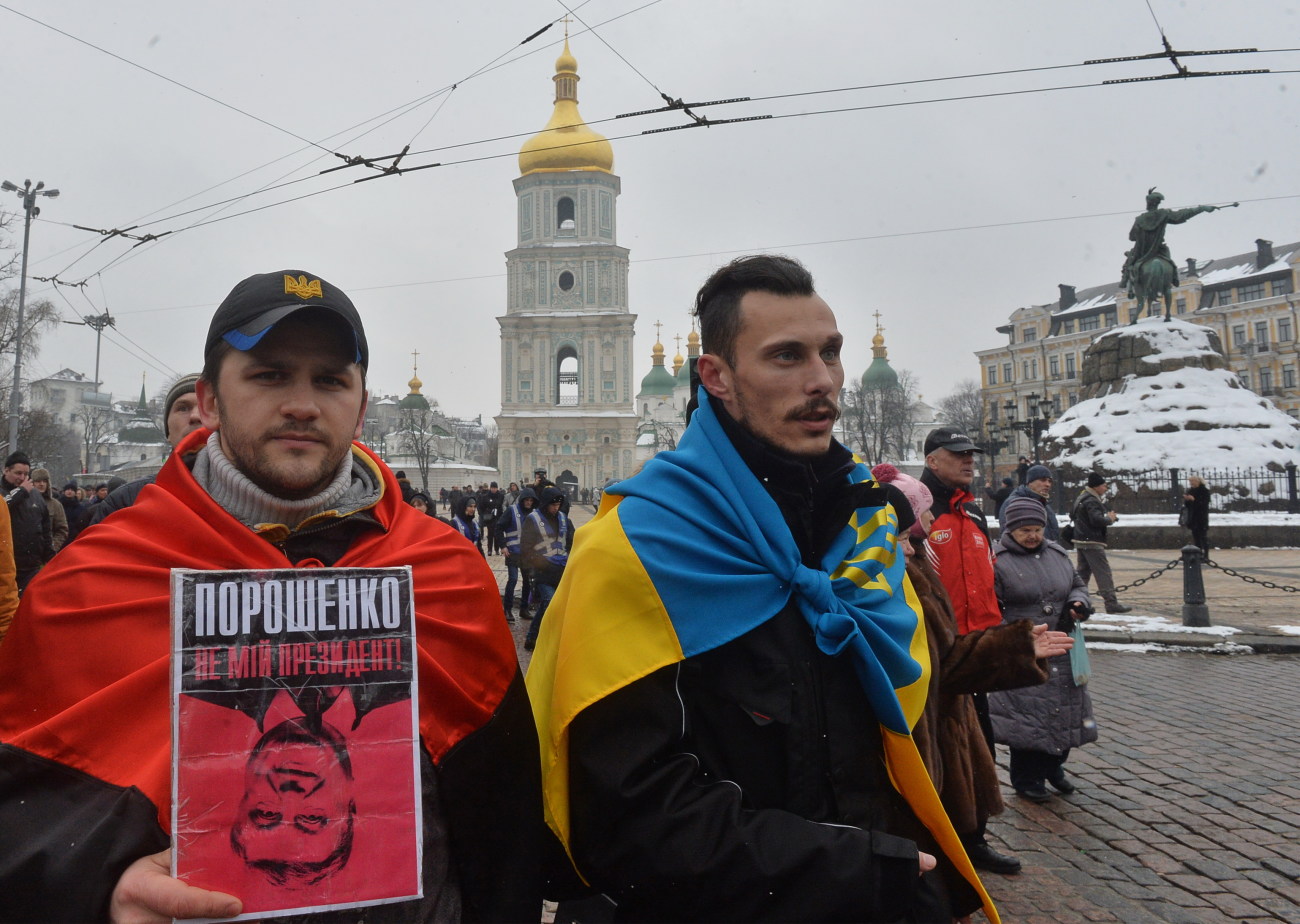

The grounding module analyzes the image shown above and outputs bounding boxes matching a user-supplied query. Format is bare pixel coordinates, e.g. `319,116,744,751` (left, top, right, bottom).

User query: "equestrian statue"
1121,188,1238,322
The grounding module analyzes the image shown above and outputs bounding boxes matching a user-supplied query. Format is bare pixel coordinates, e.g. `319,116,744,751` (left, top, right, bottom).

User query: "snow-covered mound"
1046,317,1300,471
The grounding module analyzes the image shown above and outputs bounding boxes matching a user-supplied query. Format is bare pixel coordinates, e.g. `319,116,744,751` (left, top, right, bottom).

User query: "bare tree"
75,406,116,473
937,379,985,441
19,408,81,483
398,406,441,493
840,369,916,465
0,213,63,445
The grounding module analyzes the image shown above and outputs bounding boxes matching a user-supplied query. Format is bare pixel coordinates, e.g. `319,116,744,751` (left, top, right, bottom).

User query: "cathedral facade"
495,39,638,491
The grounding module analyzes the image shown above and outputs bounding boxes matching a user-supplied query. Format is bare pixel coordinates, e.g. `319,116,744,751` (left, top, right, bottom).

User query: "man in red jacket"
919,425,1021,876
0,270,541,923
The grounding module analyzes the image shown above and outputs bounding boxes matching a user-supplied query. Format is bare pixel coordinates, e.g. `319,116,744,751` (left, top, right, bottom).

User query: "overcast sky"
3,1,1297,424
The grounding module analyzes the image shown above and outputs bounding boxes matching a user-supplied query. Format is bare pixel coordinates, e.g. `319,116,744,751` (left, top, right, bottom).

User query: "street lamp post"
1003,392,1054,462
982,424,1010,484
2,179,60,452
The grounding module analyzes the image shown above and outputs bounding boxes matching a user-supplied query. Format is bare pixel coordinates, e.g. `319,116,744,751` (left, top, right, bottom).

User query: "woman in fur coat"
874,464,1071,886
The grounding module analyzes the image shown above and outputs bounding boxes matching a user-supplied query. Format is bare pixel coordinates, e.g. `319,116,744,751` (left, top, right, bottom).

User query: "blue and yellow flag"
526,392,996,921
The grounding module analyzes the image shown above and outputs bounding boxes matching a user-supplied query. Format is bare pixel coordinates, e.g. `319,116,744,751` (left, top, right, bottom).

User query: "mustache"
786,398,841,422
268,423,324,439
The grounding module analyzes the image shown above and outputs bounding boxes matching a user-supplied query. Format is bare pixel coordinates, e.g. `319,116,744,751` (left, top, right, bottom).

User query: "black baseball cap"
205,270,368,368
923,426,984,455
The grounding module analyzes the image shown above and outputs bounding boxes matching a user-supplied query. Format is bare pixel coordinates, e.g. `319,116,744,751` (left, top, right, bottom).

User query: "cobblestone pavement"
481,519,1299,922
981,649,1300,924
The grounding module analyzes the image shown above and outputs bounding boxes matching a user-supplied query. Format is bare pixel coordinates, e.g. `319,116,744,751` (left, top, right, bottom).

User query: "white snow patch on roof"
1198,251,1295,285
1054,291,1117,316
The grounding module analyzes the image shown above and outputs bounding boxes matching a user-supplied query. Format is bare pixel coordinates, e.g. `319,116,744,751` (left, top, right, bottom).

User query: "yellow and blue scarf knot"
604,391,929,734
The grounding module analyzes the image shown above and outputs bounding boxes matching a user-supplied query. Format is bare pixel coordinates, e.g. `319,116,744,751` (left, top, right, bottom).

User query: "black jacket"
565,409,962,922
1072,488,1112,544
4,482,51,570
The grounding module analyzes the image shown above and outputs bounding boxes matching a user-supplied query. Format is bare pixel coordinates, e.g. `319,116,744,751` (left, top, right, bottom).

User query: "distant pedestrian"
3,452,52,593
1182,474,1211,558
450,494,483,554
59,483,87,542
999,464,1060,542
408,491,434,515
985,476,1013,511
1070,473,1130,613
496,487,538,624
30,469,68,554
989,496,1097,803
521,486,571,652
1015,456,1030,486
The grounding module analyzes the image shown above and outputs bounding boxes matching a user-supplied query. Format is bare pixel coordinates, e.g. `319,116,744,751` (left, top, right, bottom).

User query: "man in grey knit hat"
76,373,204,536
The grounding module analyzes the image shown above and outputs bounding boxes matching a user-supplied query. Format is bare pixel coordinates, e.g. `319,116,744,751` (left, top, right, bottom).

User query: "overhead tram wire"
72,63,1293,257
0,3,339,157
54,47,1297,280
49,280,178,381
110,190,1298,316
46,3,657,282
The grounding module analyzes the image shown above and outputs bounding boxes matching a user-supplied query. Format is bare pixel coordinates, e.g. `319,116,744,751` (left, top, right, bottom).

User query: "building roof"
861,330,899,389
518,38,614,176
638,339,676,396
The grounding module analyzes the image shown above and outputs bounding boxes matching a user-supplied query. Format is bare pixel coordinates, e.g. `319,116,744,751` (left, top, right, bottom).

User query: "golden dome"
651,339,665,362
518,39,614,175
408,374,423,393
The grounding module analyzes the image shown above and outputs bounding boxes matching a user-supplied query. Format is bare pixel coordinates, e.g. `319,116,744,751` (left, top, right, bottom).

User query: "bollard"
1181,544,1210,627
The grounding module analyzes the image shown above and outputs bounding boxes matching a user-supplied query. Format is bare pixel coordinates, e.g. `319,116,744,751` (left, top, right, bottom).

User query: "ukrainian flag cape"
526,392,995,920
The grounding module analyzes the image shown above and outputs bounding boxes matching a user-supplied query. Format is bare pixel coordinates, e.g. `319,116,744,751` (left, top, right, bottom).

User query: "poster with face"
171,567,422,920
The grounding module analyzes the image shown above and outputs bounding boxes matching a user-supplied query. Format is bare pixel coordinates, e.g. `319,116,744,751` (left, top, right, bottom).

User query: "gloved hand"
1067,600,1093,622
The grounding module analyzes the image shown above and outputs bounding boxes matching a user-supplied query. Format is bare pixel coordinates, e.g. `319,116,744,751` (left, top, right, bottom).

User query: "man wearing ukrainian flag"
527,255,996,921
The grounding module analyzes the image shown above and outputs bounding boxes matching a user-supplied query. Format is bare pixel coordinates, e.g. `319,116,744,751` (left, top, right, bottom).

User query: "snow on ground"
1088,611,1239,636
1098,512,1300,529
1273,625,1300,636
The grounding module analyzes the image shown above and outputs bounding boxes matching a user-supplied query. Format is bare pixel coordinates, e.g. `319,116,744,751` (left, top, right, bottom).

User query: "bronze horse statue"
1123,189,1237,323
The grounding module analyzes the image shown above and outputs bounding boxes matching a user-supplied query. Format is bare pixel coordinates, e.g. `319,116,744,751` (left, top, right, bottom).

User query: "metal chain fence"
1113,558,1181,594
1204,559,1300,594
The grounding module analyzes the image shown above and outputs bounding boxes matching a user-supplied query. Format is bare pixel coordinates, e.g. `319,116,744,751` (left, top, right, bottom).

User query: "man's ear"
353,388,369,440
696,353,732,401
196,379,221,430
924,454,938,473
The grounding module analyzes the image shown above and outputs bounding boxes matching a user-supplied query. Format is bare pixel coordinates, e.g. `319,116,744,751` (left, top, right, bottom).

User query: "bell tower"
495,37,638,491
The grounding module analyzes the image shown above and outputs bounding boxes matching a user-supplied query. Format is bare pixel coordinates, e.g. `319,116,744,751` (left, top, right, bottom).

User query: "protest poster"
170,567,422,920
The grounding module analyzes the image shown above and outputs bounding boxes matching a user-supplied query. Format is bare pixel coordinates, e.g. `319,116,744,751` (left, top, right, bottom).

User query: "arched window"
557,197,575,232
556,346,579,407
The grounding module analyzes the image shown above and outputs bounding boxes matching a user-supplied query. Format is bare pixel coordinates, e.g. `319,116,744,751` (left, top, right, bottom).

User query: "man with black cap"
1071,472,1130,613
920,425,1022,875
0,270,542,922
75,372,204,536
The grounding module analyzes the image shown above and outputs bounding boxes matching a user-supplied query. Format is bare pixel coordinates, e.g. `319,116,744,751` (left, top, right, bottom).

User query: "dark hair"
692,254,815,367
4,452,30,469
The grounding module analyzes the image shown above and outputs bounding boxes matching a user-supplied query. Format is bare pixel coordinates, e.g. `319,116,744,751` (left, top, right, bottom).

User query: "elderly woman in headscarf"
989,494,1096,803
873,464,1071,885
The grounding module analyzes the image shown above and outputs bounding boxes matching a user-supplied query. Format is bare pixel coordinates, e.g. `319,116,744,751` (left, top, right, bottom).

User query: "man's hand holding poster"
171,567,422,920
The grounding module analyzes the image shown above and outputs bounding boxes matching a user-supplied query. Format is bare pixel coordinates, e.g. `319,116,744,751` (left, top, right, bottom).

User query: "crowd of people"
0,256,1212,923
